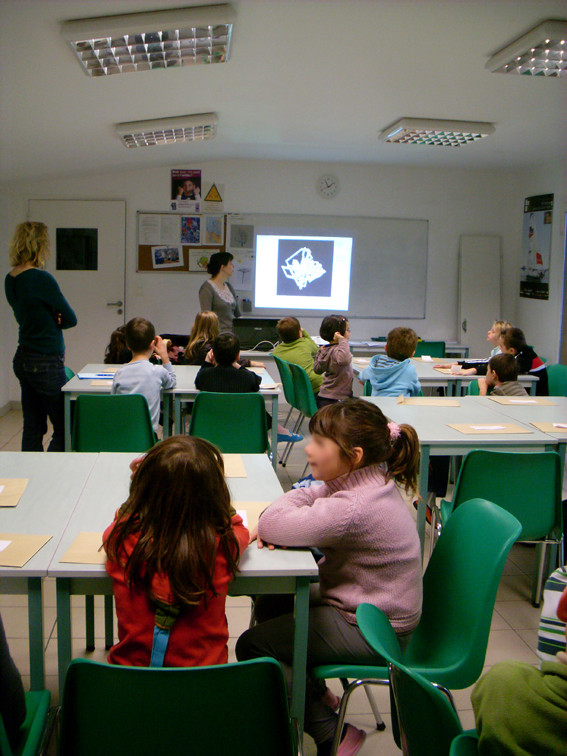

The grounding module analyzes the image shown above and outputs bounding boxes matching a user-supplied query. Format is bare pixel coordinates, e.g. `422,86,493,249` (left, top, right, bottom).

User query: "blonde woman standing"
5,221,77,451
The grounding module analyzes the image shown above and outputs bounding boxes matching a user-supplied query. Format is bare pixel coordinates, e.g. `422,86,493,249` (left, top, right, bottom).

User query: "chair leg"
281,416,304,467
532,542,553,607
330,679,389,756
363,685,386,731
104,595,114,650
85,595,95,651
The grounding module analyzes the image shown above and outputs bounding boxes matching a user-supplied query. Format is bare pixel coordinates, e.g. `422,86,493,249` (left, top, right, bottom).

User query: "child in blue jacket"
360,327,421,396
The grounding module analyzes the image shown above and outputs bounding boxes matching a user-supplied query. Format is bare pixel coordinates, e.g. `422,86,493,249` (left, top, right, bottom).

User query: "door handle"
106,301,123,307
461,319,467,333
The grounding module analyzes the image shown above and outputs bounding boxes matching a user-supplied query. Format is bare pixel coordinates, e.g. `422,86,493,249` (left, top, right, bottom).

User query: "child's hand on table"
249,525,277,550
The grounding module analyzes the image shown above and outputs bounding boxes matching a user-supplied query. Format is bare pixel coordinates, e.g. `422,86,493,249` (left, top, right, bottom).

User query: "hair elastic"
387,421,401,442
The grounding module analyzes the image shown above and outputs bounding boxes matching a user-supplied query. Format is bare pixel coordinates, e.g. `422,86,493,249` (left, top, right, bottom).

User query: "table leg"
27,578,44,690
162,393,171,438
85,595,95,651
104,595,114,650
290,576,310,733
64,394,72,451
56,579,72,696
417,445,430,561
271,394,279,470
174,396,182,436
530,380,537,396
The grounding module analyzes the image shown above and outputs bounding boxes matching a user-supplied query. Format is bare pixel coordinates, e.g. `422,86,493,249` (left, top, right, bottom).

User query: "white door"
28,199,126,372
458,235,501,358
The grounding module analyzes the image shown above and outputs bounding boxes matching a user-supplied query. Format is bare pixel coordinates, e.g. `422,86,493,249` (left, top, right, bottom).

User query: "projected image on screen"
278,239,333,297
255,234,352,311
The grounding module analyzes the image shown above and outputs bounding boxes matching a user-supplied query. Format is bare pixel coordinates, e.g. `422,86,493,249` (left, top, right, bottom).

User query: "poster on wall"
181,215,201,245
171,169,201,212
520,193,553,300
151,246,184,269
189,248,219,272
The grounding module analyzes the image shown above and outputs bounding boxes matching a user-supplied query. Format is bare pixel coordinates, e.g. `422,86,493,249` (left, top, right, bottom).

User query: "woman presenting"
198,252,240,333
5,221,77,451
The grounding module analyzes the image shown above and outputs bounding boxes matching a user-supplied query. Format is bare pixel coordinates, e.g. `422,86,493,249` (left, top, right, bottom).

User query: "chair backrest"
450,450,562,540
406,498,522,688
466,380,479,395
449,732,480,755
72,394,156,452
273,355,295,406
0,689,51,756
188,391,269,453
357,499,521,690
59,658,296,756
389,662,464,756
64,366,75,381
288,363,318,417
547,363,567,396
363,380,373,396
414,341,446,358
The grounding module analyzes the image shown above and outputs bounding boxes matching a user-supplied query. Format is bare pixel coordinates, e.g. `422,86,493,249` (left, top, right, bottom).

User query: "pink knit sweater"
258,464,422,634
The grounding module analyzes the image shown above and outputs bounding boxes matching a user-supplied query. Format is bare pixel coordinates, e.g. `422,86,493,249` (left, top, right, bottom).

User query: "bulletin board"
137,212,227,272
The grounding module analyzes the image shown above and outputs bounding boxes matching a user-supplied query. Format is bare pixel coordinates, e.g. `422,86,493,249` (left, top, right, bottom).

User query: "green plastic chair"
387,661,476,756
0,690,51,756
414,341,446,358
64,366,75,381
431,450,563,605
450,732,480,755
72,394,156,452
59,657,302,756
466,380,480,395
288,363,319,474
273,356,298,466
188,391,269,453
547,363,567,396
313,498,521,755
363,380,372,396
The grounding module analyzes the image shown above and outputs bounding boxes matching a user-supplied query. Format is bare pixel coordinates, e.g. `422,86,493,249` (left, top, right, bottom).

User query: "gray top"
199,279,241,332
111,360,176,432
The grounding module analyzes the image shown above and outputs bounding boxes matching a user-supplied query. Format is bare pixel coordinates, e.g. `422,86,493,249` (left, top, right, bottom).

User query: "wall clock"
316,174,340,199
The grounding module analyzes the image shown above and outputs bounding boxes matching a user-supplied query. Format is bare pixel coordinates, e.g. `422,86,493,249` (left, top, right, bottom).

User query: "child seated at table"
359,326,421,396
195,333,301,442
111,317,176,433
272,316,323,394
104,325,132,364
500,327,549,396
180,310,220,366
313,315,353,409
477,353,528,397
103,436,249,667
439,319,512,376
236,399,422,756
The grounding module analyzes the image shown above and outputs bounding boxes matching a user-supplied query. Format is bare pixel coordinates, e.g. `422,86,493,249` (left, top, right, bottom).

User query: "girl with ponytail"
236,398,422,756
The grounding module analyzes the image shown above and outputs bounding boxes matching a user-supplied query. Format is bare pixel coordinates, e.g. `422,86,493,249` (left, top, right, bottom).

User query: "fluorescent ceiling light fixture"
115,114,218,148
486,18,567,77
61,4,235,77
380,118,495,147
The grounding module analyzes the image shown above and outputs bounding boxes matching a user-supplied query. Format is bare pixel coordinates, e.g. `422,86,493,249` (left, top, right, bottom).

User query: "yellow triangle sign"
204,183,223,203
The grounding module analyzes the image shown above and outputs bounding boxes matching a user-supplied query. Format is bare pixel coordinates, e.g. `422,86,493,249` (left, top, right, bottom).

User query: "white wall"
2,156,563,403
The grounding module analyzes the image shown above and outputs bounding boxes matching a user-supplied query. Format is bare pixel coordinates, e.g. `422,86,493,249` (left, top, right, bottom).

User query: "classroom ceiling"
1,0,566,185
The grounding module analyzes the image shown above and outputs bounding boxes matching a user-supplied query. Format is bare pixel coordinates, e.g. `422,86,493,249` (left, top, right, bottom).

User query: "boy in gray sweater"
478,353,528,397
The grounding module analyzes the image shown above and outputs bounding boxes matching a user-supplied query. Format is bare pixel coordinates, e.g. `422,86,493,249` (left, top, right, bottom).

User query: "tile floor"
0,404,563,755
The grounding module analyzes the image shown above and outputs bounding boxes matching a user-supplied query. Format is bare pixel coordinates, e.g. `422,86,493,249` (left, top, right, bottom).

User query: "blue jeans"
13,347,67,452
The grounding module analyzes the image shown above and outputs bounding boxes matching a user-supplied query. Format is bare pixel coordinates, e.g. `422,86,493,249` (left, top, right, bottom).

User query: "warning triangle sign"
204,183,223,203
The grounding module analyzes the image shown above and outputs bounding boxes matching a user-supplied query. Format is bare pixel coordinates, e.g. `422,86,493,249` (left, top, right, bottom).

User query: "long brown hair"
184,311,220,362
9,221,49,267
104,435,240,606
309,399,420,495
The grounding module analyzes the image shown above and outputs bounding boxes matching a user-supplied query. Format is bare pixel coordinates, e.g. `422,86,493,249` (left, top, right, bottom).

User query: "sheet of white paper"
236,510,248,527
0,540,11,552
77,372,114,379
553,423,567,429
0,486,4,495
421,355,433,362
471,425,505,430
508,399,537,404
160,215,182,245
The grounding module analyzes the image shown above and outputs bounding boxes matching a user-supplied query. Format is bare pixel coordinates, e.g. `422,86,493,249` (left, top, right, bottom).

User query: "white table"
62,364,281,468
0,452,98,689
361,396,559,558
353,358,538,396
47,453,317,730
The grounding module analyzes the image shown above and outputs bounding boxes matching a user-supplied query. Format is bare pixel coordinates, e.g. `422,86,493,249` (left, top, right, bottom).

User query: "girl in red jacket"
104,435,249,667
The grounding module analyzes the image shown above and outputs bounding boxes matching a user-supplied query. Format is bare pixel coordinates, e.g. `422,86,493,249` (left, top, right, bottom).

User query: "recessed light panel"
486,19,567,77
380,118,495,147
115,114,218,148
61,5,235,76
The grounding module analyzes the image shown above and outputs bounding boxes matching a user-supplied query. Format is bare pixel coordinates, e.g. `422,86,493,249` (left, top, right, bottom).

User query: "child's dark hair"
277,316,301,343
104,436,240,607
207,252,234,276
500,327,526,353
309,399,420,495
125,317,155,353
386,327,418,362
104,325,132,364
320,314,348,343
213,332,240,366
489,353,519,383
